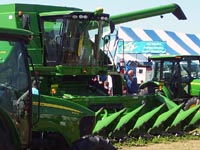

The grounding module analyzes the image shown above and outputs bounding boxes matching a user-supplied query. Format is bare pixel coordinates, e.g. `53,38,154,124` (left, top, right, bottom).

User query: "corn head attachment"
90,94,200,139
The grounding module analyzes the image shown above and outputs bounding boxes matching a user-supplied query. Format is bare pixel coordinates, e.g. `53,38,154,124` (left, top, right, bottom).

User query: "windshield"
180,60,200,79
41,14,109,66
0,40,28,111
153,57,200,81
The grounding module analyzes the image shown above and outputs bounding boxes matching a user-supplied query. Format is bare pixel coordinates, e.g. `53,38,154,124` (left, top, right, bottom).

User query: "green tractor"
0,28,116,150
1,3,200,142
140,55,200,110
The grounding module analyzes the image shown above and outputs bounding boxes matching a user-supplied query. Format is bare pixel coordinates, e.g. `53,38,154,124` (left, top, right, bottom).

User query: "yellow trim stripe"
33,101,82,114
78,33,84,56
191,82,200,85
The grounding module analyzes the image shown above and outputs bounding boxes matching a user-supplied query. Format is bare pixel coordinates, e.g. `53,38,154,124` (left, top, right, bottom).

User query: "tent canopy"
106,26,200,63
116,26,200,55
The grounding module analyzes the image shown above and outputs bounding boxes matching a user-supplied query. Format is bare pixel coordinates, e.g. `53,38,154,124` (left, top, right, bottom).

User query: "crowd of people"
89,68,139,96
89,75,113,96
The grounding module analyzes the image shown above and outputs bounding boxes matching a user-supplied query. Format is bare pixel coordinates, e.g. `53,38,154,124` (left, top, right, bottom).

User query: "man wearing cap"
126,70,138,95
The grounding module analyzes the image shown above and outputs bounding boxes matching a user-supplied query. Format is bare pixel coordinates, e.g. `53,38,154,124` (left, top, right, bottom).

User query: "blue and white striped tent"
106,26,200,63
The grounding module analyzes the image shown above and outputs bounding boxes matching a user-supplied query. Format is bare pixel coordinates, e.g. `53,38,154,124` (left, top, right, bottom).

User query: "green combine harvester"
0,3,199,146
0,28,116,149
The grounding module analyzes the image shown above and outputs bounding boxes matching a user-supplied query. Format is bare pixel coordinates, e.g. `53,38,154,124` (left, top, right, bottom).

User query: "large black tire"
71,135,117,150
31,132,69,150
0,121,16,150
184,97,199,110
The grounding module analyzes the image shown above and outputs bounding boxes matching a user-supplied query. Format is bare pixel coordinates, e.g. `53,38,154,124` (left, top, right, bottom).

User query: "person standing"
126,70,138,95
32,80,40,95
106,75,113,96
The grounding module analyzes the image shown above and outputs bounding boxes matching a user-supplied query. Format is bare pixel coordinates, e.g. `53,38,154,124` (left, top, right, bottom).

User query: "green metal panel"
32,94,95,145
155,94,179,109
92,108,126,135
111,105,144,138
39,11,79,17
166,105,200,133
0,27,32,37
110,3,186,25
128,104,166,137
0,13,18,28
114,105,144,131
148,104,183,135
0,3,80,13
190,79,200,96
0,42,13,63
184,111,200,131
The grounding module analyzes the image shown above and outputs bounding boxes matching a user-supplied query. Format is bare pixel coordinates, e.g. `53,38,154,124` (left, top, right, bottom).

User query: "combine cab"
1,3,199,143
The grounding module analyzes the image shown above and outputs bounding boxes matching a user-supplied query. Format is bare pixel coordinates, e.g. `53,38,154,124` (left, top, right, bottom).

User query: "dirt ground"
118,140,200,150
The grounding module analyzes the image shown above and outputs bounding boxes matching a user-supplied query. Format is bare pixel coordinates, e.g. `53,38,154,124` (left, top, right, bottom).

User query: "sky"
0,0,199,34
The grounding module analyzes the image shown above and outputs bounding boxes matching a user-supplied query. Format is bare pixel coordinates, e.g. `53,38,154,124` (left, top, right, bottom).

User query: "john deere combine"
0,28,116,149
0,2,199,146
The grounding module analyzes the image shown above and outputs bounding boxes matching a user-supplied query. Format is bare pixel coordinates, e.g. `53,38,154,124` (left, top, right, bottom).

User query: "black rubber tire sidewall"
0,121,16,150
71,135,116,150
184,97,198,110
